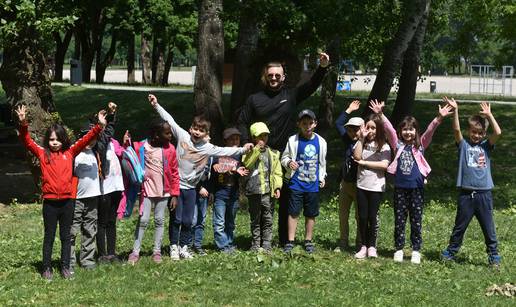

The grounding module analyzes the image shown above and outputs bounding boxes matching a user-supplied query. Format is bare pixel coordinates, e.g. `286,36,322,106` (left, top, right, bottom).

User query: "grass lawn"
0,86,515,305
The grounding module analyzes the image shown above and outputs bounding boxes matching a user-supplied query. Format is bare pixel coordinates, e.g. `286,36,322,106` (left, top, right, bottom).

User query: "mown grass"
0,85,515,306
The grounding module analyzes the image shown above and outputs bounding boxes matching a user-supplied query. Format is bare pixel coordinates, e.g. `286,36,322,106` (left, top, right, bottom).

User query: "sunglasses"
267,73,283,80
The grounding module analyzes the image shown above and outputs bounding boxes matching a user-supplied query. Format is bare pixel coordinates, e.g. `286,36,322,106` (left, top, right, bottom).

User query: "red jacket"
19,124,103,200
133,140,180,198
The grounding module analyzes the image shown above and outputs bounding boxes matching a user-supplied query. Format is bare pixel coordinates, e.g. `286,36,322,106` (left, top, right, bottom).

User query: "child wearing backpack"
15,105,106,280
148,94,253,260
127,118,180,264
369,99,453,264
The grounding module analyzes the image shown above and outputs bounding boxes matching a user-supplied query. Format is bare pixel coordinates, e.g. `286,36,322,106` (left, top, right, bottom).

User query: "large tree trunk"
162,47,174,85
365,0,431,116
318,37,341,138
127,34,136,83
0,28,56,190
53,30,73,82
141,34,152,84
391,5,430,126
194,0,225,145
151,36,165,85
95,30,118,84
229,5,259,123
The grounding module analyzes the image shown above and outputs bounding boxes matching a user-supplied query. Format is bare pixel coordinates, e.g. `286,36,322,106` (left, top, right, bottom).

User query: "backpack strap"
139,139,147,170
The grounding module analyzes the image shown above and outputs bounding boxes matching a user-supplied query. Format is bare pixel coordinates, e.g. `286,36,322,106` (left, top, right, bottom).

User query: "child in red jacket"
127,118,180,265
15,105,106,280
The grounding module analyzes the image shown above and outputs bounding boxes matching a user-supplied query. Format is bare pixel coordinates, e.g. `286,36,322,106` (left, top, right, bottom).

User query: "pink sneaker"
367,247,378,258
128,252,139,265
355,246,367,259
152,252,162,264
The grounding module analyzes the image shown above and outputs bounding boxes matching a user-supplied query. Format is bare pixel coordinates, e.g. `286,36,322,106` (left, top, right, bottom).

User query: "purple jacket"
384,116,442,177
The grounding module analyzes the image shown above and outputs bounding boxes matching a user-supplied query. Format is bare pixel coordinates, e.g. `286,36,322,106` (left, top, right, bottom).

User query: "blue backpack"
121,145,145,185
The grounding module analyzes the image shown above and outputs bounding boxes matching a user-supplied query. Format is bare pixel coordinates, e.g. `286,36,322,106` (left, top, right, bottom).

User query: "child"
147,94,253,260
191,158,213,256
353,109,391,259
127,118,180,264
15,105,105,280
281,110,327,254
242,122,283,252
335,100,364,250
441,98,502,267
96,103,125,263
211,128,249,253
369,99,453,264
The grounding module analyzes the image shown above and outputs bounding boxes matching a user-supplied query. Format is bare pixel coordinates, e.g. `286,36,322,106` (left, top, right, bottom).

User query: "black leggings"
357,188,383,248
97,191,122,256
42,199,74,270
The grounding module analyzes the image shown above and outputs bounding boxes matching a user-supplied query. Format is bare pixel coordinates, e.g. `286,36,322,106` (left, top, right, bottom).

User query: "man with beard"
237,53,330,247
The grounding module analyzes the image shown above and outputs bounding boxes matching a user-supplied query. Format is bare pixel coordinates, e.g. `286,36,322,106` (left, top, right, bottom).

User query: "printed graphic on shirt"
216,156,239,173
467,146,486,168
399,149,415,175
179,141,210,178
297,144,318,183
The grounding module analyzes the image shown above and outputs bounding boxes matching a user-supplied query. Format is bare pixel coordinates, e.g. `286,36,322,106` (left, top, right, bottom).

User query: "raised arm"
148,94,190,141
420,103,453,149
335,100,360,139
69,111,106,156
369,99,397,149
480,102,501,145
15,105,43,157
295,52,329,103
443,97,462,143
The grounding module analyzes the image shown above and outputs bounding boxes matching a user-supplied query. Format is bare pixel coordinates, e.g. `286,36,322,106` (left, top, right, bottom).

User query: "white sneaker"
367,247,378,258
411,251,421,264
179,245,193,259
170,244,180,261
393,250,404,262
354,246,367,259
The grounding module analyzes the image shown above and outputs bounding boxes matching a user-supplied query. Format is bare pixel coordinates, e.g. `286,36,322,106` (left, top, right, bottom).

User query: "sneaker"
355,246,367,259
170,245,180,261
179,245,193,259
411,251,421,264
193,246,207,256
283,242,294,253
304,240,315,254
61,268,73,280
441,249,455,262
98,255,111,264
41,268,53,280
367,247,378,258
393,250,404,262
222,246,235,255
108,255,122,264
488,254,501,267
152,252,162,264
128,252,140,265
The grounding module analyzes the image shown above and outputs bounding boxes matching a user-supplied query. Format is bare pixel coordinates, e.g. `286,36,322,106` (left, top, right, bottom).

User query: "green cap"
249,122,270,137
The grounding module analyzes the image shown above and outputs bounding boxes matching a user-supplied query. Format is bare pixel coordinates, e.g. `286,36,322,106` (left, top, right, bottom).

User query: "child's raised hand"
438,104,453,118
479,102,492,117
97,110,107,127
368,99,384,114
236,166,249,176
123,130,131,145
358,125,369,140
148,94,158,106
243,143,254,153
15,105,27,124
107,101,117,114
319,52,330,68
442,96,457,110
346,100,361,113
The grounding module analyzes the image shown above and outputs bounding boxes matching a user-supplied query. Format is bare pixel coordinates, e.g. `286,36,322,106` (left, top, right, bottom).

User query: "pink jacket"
384,116,442,177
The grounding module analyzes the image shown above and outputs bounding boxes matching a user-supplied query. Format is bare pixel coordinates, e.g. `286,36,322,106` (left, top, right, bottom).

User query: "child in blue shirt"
441,98,502,267
281,110,327,254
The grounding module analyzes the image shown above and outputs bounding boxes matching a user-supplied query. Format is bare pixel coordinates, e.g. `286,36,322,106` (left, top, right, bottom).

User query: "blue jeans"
212,196,239,250
447,190,498,255
192,195,208,249
169,189,197,247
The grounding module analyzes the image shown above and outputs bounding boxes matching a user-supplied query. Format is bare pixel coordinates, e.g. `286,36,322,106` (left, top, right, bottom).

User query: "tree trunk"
127,34,136,83
391,5,430,126
365,0,431,116
141,34,152,84
151,36,165,85
53,30,73,82
194,0,225,145
95,30,118,84
0,28,56,191
162,47,174,85
318,37,341,138
229,6,259,123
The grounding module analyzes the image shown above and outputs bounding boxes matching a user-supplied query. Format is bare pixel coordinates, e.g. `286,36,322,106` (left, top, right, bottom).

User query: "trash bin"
430,81,436,93
70,59,82,85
